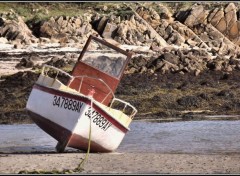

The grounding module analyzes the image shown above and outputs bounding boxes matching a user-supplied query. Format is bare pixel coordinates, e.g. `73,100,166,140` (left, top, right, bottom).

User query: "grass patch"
0,2,86,22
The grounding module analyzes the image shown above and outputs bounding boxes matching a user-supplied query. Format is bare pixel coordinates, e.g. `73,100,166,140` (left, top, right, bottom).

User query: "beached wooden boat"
26,35,137,153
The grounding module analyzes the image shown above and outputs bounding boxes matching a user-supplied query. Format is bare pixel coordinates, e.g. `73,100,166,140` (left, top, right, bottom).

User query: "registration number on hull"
52,95,84,113
85,107,112,131
52,95,112,131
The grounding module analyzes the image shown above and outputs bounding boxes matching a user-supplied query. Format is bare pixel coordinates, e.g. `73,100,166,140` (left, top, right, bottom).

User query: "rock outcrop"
1,2,240,76
0,12,38,46
39,15,98,46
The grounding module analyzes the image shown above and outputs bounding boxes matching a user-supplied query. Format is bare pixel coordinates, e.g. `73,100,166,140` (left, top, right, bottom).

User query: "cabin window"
80,38,127,78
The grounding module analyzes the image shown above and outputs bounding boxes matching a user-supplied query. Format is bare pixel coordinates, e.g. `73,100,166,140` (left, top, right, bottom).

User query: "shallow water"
0,120,240,154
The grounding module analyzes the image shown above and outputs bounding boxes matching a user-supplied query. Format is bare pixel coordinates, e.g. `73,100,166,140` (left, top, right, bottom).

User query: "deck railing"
41,64,137,119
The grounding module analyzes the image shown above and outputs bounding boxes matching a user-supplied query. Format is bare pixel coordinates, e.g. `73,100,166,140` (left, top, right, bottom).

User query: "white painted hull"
26,84,129,152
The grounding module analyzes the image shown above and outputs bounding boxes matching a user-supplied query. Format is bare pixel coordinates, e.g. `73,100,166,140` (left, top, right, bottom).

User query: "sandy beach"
1,152,240,174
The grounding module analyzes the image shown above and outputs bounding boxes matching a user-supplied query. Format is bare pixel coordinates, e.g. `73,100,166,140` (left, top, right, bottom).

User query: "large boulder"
0,15,37,45
39,14,97,45
208,3,240,46
184,5,209,27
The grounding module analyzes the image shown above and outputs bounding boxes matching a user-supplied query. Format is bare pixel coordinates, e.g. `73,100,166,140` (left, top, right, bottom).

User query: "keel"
55,141,68,153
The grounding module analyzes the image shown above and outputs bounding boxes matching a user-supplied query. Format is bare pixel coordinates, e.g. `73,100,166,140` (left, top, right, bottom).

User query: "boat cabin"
68,35,132,106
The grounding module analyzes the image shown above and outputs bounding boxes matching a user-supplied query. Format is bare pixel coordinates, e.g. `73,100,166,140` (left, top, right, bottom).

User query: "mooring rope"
74,90,94,172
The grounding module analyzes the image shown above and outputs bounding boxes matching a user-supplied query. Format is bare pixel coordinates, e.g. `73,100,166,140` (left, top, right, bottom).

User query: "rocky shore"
1,51,240,124
1,2,240,124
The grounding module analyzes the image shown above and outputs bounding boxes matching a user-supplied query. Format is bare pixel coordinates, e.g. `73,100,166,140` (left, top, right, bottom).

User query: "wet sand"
1,152,240,174
1,121,240,174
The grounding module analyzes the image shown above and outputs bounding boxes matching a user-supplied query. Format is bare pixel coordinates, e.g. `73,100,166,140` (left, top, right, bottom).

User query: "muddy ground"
1,54,240,125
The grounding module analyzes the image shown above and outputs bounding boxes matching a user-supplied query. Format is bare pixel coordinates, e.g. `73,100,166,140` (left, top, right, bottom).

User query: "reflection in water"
0,120,240,154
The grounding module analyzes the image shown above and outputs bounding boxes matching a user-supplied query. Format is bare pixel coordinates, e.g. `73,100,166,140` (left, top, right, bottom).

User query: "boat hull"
26,84,129,152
